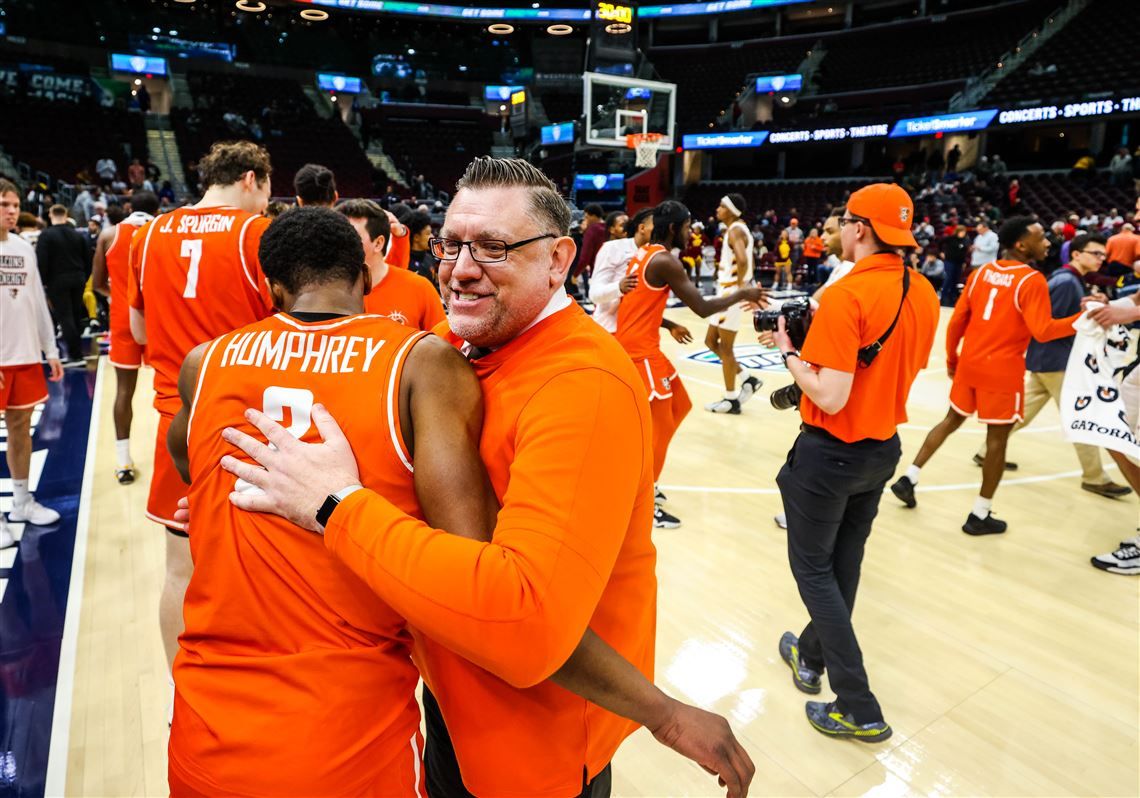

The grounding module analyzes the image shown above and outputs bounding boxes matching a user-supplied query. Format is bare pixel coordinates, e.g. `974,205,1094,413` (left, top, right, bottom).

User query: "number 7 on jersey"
181,239,203,298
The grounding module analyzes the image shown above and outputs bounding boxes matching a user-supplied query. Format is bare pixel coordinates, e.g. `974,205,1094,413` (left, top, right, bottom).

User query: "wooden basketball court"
61,306,1139,797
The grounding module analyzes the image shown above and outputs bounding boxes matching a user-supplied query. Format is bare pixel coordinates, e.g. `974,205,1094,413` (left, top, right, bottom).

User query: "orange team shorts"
149,413,189,533
633,351,679,401
949,373,1024,425
0,363,49,411
108,325,145,369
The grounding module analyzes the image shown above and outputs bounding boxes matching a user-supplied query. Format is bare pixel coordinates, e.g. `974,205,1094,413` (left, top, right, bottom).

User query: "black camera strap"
857,266,910,367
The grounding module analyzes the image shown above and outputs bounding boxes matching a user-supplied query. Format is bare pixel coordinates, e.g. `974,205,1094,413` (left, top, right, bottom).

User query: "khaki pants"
978,370,1110,483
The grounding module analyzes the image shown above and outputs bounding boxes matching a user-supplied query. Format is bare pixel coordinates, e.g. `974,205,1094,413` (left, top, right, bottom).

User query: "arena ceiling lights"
487,23,515,34
546,24,574,35
235,0,267,12
289,0,810,22
299,8,329,20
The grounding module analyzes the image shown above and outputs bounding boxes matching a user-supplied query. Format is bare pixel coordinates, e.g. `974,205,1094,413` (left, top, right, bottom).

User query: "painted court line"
44,360,105,797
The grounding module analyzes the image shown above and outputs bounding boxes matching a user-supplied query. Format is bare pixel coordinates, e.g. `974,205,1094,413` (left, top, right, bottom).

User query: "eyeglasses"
1077,250,1108,259
838,215,870,228
429,233,557,263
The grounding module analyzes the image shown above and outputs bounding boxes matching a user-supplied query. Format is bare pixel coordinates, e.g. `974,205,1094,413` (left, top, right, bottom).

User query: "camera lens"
770,384,803,411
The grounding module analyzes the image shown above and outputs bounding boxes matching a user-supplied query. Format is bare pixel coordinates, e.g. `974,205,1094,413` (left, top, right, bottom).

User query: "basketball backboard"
583,71,676,150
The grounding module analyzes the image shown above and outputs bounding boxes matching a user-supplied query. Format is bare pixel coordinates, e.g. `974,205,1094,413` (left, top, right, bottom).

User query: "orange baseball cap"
847,183,918,247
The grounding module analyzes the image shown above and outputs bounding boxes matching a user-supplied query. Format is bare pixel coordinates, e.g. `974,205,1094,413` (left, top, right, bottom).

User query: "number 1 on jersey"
982,287,998,321
181,239,202,298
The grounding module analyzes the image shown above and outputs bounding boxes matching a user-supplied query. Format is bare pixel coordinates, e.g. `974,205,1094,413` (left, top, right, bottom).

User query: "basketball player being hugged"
615,200,766,528
891,217,1079,535
705,193,763,415
337,198,444,331
91,189,158,483
168,206,753,798
127,141,276,689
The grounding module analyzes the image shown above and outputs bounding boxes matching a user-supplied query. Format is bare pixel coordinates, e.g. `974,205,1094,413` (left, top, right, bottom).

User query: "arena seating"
985,0,1140,104
1015,174,1136,221
172,72,375,198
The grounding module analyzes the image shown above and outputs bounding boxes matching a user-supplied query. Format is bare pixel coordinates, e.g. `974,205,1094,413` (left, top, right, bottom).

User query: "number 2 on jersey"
181,239,202,298
981,287,999,321
233,387,314,496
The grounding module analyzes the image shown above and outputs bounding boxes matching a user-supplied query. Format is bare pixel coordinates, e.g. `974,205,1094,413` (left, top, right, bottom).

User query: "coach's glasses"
838,214,871,228
430,233,557,263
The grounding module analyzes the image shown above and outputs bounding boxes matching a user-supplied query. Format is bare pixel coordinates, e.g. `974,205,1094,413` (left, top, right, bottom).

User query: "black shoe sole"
890,480,916,509
962,522,1007,536
806,716,894,743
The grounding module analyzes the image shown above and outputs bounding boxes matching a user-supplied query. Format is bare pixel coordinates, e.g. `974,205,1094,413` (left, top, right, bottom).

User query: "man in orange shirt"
218,159,755,797
126,140,275,679
891,217,1079,534
91,189,158,483
773,183,939,742
615,200,764,527
337,198,445,330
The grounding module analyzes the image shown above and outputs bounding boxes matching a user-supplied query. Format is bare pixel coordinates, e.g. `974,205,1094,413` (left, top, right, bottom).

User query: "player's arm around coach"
771,185,939,736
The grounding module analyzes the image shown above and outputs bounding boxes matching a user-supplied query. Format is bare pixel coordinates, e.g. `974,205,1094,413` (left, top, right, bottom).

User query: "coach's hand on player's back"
620,274,639,294
220,404,361,533
648,700,755,798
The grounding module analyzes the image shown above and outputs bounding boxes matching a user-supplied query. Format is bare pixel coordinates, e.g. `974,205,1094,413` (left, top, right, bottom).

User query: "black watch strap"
315,494,342,530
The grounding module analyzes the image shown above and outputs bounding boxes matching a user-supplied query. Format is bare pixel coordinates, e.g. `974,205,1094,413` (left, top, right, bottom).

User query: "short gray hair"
456,157,571,236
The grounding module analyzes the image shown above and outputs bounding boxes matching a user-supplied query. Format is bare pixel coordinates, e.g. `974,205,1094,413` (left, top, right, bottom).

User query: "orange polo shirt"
799,253,940,442
363,265,446,331
323,302,657,797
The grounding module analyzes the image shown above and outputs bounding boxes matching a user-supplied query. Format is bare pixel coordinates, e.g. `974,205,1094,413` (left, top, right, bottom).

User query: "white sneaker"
0,519,14,549
8,496,61,526
704,398,741,414
1091,539,1140,575
739,375,763,404
654,485,668,504
653,505,681,529
774,513,787,529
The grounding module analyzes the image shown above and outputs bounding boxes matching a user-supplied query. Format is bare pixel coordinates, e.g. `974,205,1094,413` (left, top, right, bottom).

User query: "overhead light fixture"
235,0,266,12
547,24,573,35
605,22,631,34
407,47,416,54
174,0,197,4
488,23,514,34
300,8,329,20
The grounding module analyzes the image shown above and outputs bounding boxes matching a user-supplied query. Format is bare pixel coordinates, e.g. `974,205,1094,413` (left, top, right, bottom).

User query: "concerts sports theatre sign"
682,95,1140,149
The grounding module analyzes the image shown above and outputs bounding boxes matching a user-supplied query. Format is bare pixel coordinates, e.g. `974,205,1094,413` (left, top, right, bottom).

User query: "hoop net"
627,132,663,168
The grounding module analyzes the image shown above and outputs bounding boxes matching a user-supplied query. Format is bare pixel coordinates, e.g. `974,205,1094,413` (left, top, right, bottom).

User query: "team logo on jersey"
1074,396,1091,411
899,207,910,223
661,375,672,391
386,310,408,325
1085,353,1100,374
1097,386,1119,403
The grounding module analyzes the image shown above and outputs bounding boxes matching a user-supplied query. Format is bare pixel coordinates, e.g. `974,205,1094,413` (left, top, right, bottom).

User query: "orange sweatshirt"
323,302,658,797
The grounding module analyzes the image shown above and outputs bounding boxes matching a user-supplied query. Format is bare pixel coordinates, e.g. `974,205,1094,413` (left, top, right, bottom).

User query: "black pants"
776,426,901,724
46,274,87,360
422,687,612,798
940,259,962,307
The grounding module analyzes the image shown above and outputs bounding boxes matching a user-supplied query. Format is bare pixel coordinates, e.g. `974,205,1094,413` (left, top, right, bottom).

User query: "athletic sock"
116,439,133,468
725,389,741,400
12,479,29,506
972,495,993,518
905,464,921,484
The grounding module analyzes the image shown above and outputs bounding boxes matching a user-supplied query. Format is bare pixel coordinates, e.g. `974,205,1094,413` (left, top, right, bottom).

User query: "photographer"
770,184,939,742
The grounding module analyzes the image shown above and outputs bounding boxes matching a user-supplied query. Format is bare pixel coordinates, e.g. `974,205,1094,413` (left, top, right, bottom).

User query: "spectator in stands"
17,213,44,246
785,217,804,264
1106,223,1140,276
972,220,999,269
946,144,962,175
573,203,606,290
293,163,338,207
36,205,91,366
1101,207,1124,233
407,210,437,290
974,155,992,182
128,158,146,189
773,230,793,290
990,154,1007,179
1071,152,1096,184
1109,147,1132,188
1043,221,1066,274
980,200,1002,226
96,156,117,187
25,182,50,218
158,180,176,206
920,251,945,290
913,216,935,248
1079,208,1099,230
137,83,151,114
940,225,969,307
146,159,161,184
71,185,101,227
801,227,825,284
892,156,905,183
1006,178,1021,213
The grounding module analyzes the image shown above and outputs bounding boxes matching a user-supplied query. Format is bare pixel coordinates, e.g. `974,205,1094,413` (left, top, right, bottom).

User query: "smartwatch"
315,485,362,533
781,350,800,366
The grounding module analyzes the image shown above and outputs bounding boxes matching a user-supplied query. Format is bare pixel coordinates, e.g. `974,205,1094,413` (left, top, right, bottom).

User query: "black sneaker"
778,632,821,694
963,512,1007,535
739,375,763,405
890,476,917,508
116,466,137,485
805,701,892,743
704,397,741,415
653,505,681,529
972,453,1018,471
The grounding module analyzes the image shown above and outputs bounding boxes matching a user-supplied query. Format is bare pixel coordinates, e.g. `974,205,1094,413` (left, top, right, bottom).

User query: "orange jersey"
172,312,429,797
323,304,657,797
105,218,147,342
127,207,274,415
946,260,1079,391
363,266,446,331
614,243,670,360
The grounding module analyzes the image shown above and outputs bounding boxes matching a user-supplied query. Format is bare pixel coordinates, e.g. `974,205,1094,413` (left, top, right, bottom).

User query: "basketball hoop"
627,132,663,168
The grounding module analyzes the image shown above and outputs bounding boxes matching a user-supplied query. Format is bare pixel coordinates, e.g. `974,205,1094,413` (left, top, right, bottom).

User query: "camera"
754,297,814,410
753,296,813,350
